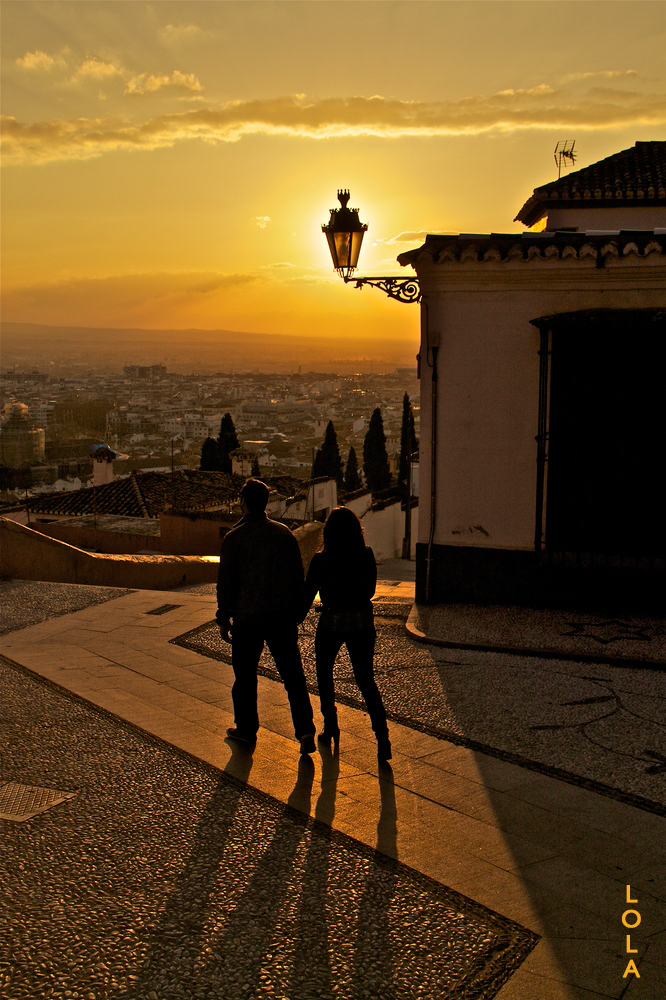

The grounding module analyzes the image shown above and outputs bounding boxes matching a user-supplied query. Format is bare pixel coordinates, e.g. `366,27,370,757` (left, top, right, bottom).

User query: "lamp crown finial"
337,189,350,208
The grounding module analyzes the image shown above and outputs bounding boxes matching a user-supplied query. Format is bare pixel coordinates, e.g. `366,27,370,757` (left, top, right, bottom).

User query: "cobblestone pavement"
174,604,666,811
1,662,537,1000
0,581,134,636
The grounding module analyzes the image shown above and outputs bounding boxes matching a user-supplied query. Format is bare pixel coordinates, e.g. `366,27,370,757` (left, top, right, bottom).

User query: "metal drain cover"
145,604,183,616
0,782,77,822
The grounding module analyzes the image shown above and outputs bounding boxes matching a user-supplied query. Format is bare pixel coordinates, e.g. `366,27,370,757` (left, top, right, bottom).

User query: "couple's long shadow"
121,742,256,997
123,742,397,998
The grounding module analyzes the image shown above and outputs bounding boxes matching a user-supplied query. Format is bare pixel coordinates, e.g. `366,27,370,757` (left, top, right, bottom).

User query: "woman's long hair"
321,506,366,559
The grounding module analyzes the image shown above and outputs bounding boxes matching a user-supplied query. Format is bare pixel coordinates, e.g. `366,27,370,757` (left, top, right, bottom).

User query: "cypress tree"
217,412,239,474
323,420,343,485
344,446,362,491
312,448,325,478
363,408,391,491
200,436,219,471
251,454,261,477
398,392,418,488
312,420,343,485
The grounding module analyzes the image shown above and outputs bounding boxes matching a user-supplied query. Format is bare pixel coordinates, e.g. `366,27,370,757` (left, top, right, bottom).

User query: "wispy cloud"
13,49,201,98
4,86,665,164
255,216,271,229
2,271,260,325
372,231,438,247
15,49,68,71
71,58,124,82
125,70,202,95
159,23,212,45
561,70,638,83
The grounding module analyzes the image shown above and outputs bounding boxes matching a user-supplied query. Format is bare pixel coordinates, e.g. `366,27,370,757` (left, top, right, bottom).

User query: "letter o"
622,910,641,928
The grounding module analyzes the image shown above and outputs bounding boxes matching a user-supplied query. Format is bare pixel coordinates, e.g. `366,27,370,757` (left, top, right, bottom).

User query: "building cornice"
397,230,666,270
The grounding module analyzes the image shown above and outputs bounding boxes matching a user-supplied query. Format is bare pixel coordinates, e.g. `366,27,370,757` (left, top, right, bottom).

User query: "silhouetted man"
217,478,316,755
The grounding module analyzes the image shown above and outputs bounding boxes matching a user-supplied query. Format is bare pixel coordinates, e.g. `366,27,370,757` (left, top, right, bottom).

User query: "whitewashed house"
398,141,666,610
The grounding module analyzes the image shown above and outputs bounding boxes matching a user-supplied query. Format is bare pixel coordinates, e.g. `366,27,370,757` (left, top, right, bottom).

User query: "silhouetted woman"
302,506,391,761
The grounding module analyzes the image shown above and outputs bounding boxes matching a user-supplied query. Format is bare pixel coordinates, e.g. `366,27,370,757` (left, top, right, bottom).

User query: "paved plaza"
1,577,665,999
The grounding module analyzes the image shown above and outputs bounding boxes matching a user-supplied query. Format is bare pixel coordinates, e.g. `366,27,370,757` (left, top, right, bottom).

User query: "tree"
344,446,362,491
251,455,261,477
217,412,239,474
312,420,343,486
200,436,219,471
398,392,418,489
363,408,391,491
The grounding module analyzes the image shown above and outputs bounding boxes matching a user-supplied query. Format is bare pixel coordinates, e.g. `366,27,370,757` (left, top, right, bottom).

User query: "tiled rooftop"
397,229,666,267
262,474,310,500
27,470,243,519
515,140,666,226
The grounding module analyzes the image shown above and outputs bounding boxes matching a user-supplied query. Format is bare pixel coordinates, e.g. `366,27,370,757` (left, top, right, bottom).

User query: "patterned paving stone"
173,608,666,812
1,662,537,1000
0,580,134,636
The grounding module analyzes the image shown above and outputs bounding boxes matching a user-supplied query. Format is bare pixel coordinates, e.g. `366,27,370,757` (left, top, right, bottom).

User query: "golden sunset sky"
2,0,665,344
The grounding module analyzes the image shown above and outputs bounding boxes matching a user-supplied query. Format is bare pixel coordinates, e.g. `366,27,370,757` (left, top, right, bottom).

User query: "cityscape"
0,356,419,492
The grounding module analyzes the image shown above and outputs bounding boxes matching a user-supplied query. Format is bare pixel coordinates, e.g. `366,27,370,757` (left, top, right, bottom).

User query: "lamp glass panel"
350,230,365,269
333,232,352,269
325,231,340,269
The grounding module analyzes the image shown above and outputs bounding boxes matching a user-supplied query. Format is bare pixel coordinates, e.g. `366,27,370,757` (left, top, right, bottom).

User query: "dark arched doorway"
533,308,665,578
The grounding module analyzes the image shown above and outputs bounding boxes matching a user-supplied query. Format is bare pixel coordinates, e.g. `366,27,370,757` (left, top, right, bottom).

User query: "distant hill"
1,322,417,374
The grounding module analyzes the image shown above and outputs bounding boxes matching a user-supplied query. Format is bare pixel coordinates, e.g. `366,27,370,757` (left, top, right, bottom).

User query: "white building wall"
360,500,418,562
416,252,666,552
544,206,666,231
345,492,372,518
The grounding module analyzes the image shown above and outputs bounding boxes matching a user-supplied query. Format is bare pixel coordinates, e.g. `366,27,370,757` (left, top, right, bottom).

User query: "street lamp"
322,190,420,304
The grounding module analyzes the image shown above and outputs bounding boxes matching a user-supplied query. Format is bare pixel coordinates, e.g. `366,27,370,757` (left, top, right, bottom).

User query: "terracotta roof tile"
397,230,666,267
28,471,243,518
515,141,666,226
262,475,309,499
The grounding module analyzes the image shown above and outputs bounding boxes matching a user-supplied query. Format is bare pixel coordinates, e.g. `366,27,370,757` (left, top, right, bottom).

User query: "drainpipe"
425,304,439,604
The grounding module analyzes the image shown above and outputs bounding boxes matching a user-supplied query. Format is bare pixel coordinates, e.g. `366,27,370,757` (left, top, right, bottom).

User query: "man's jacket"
216,512,304,624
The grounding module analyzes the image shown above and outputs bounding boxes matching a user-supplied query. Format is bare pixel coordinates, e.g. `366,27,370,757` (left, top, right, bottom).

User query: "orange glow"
1,2,663,344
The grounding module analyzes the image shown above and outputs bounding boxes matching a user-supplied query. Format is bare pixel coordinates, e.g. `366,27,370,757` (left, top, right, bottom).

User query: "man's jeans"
230,619,315,739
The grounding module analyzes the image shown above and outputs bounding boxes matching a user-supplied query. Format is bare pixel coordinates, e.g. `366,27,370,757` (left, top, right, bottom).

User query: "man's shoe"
377,737,392,762
226,727,256,746
299,734,316,755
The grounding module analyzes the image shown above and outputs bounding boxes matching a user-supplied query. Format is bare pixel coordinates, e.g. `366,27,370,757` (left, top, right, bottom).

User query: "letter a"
626,885,638,904
623,960,640,978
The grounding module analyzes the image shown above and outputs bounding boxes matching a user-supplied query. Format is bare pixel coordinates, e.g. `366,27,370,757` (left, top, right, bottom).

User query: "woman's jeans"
314,621,388,739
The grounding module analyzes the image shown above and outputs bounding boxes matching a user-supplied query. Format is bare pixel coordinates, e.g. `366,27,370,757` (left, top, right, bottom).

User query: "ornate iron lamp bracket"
343,275,421,304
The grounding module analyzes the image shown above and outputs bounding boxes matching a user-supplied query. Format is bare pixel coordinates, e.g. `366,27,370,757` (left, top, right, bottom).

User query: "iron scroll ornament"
343,274,421,304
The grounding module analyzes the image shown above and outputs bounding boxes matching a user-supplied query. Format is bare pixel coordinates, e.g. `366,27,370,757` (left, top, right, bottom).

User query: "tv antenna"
554,140,576,179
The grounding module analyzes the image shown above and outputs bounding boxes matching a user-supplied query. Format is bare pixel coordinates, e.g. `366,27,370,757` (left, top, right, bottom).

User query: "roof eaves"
398,230,666,266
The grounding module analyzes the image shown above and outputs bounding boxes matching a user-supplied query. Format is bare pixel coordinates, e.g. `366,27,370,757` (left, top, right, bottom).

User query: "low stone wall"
30,519,163,555
292,521,323,572
0,517,218,591
1,516,325,590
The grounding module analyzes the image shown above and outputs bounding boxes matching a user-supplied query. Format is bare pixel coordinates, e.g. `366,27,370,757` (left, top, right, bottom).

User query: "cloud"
372,231,438,247
159,23,211,45
255,216,271,229
562,70,639,83
72,58,123,82
15,50,67,71
125,70,202,96
2,271,260,326
13,50,200,97
4,85,665,164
